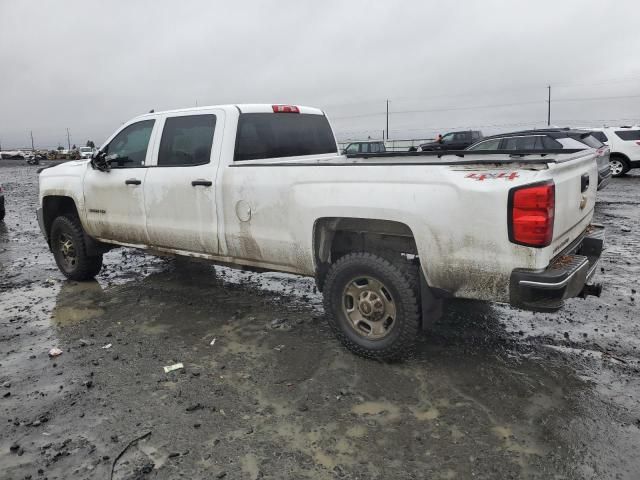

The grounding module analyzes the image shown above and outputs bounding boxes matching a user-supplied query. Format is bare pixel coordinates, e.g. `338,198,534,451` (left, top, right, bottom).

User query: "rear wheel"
50,215,103,280
609,157,630,177
323,252,420,360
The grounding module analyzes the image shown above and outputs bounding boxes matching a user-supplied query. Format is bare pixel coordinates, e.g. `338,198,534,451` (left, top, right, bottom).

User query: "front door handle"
125,179,141,185
191,179,212,187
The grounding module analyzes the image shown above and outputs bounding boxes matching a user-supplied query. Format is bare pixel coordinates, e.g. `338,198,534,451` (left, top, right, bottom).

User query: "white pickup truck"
38,104,605,360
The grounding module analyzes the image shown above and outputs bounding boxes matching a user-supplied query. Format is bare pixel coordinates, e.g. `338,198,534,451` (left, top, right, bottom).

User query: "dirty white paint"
38,104,599,304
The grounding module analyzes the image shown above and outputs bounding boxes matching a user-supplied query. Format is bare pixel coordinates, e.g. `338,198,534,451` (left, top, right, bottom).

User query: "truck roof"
134,104,325,120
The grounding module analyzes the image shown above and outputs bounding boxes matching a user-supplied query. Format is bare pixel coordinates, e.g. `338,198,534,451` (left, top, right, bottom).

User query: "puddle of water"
351,400,401,422
412,406,440,421
240,453,260,480
345,425,367,438
492,425,544,456
52,305,104,325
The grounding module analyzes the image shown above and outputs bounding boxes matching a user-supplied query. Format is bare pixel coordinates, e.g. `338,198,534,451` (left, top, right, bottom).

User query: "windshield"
80,147,92,152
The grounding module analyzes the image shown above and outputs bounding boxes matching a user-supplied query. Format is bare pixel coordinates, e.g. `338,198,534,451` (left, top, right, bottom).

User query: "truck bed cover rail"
346,149,585,159
231,148,590,167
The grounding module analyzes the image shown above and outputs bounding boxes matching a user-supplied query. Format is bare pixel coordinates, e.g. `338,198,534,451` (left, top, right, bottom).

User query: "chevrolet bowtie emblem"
579,195,587,210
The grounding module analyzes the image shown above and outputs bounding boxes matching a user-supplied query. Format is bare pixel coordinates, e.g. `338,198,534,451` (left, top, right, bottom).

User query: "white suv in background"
589,126,640,177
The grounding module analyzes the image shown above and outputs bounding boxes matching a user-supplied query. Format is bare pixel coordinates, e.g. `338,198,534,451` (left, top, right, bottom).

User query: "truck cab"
419,130,483,151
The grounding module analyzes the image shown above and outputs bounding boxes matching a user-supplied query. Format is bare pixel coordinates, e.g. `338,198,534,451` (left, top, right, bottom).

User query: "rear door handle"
125,179,141,185
191,179,212,187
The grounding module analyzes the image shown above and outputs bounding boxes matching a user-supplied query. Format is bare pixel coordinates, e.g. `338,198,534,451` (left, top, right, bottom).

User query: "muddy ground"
1,160,639,480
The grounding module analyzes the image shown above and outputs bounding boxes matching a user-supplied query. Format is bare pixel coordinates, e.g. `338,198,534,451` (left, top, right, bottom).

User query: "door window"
158,115,216,167
453,132,468,143
502,136,545,150
467,138,501,150
344,143,359,153
440,133,455,144
104,120,155,168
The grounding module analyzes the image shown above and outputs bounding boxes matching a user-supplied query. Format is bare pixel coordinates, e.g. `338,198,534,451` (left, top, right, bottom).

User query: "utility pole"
30,131,35,151
547,85,551,126
66,128,71,151
385,100,389,141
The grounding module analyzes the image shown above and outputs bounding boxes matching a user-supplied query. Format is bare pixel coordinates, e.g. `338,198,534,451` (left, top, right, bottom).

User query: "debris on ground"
210,338,216,346
110,431,152,480
163,363,184,373
48,347,63,357
102,343,113,349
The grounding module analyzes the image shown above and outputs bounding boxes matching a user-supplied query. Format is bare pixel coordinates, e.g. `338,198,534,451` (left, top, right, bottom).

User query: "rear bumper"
510,225,605,312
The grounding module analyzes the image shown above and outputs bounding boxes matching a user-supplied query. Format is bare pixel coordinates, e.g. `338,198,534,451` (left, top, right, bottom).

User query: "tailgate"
548,150,598,256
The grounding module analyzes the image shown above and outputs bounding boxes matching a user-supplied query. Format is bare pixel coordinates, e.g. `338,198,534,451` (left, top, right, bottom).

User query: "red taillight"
508,182,555,247
635,141,640,146
272,105,299,113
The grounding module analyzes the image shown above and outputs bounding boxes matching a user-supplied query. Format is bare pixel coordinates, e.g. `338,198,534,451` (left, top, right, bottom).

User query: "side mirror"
90,150,110,172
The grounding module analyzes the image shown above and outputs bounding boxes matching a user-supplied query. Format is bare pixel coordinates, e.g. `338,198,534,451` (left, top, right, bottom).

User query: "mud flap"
420,270,443,330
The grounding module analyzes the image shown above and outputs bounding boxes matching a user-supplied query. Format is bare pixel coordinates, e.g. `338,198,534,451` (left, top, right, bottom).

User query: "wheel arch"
610,152,631,163
42,195,79,244
41,195,109,255
312,217,419,290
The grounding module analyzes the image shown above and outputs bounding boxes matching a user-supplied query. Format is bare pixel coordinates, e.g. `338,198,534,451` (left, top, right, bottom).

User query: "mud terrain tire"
50,215,103,280
323,252,420,360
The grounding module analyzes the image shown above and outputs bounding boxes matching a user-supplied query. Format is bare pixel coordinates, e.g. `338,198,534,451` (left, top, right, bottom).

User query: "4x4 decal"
465,172,519,181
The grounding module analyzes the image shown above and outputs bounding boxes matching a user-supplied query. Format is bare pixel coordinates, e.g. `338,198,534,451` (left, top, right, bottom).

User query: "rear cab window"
234,113,337,161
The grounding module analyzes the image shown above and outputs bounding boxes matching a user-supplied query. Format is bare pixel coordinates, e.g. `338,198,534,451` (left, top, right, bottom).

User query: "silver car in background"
467,128,611,190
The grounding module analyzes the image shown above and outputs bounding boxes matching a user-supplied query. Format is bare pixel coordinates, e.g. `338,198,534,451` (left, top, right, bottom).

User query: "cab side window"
440,133,455,144
158,115,216,167
105,120,155,168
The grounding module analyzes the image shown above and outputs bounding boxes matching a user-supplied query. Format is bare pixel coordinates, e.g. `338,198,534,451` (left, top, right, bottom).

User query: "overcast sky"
1,0,639,149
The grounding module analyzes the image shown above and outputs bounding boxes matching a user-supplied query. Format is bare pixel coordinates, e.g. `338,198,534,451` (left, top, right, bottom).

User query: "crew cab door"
83,119,157,245
142,109,222,254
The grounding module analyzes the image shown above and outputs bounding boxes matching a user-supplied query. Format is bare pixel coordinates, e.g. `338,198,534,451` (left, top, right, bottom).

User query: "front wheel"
609,157,629,177
323,252,421,360
50,215,103,280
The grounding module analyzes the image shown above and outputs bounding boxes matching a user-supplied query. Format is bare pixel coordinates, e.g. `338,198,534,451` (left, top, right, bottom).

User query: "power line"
330,93,640,121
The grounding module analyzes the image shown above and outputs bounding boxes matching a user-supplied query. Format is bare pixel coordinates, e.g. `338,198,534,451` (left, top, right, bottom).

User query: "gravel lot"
1,160,639,479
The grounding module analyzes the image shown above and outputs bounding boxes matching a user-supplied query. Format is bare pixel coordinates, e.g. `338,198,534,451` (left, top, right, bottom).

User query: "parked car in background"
0,150,27,159
0,184,5,221
342,141,386,154
419,130,483,151
587,126,640,177
79,146,95,159
467,129,611,190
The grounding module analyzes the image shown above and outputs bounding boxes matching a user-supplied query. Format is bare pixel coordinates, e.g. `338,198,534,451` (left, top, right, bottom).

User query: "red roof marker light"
272,105,300,113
